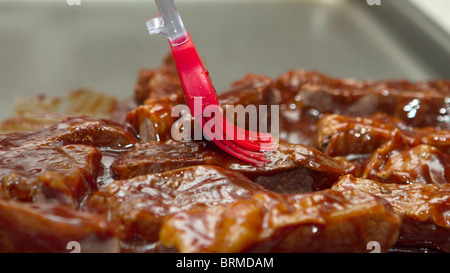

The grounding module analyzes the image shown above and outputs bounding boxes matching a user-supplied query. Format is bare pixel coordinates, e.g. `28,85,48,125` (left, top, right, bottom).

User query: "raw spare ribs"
0,54,449,253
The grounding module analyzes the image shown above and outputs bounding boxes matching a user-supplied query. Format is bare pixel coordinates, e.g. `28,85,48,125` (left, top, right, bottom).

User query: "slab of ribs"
0,54,449,253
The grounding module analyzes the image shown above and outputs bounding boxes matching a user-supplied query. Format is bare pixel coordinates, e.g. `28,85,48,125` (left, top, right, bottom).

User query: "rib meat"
111,140,358,191
362,132,450,185
0,199,118,253
315,113,450,157
332,175,450,252
0,116,138,207
0,116,138,150
276,69,450,129
158,189,401,253
0,145,101,207
85,165,267,252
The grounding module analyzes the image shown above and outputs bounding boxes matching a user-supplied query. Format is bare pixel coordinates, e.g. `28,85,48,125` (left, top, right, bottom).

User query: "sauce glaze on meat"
0,54,449,253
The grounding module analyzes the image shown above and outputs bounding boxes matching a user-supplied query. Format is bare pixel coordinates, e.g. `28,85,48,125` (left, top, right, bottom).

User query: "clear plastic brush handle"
146,0,188,45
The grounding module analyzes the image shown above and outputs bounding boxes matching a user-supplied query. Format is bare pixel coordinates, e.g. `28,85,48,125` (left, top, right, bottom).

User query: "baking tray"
0,0,449,121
